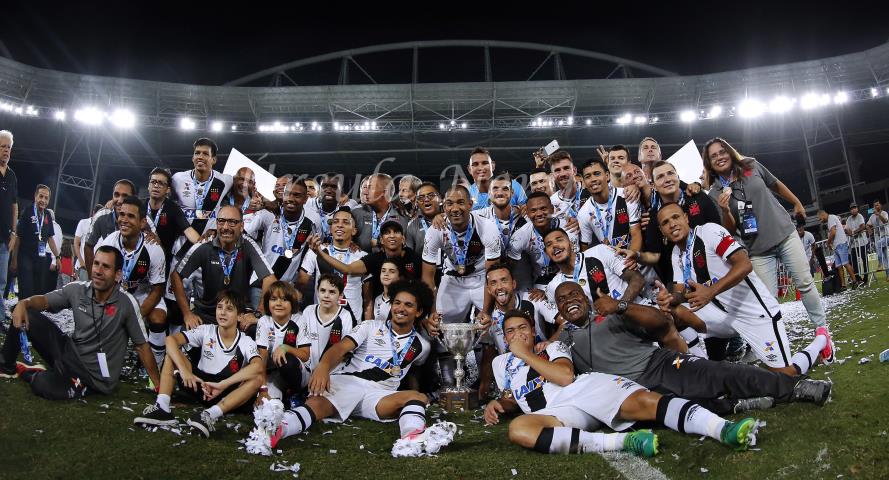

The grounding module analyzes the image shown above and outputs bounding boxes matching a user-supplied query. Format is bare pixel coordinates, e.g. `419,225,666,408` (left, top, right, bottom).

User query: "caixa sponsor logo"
364,354,393,370
271,245,292,256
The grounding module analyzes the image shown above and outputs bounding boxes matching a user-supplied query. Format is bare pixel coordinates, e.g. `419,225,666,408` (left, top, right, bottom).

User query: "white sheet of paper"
97,352,111,378
666,140,704,185
222,148,277,201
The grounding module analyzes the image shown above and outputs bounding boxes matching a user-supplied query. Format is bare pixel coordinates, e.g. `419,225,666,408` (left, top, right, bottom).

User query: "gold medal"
371,238,378,248
223,276,230,286
579,278,587,286
389,366,402,377
501,388,513,400
456,265,466,275
284,249,293,259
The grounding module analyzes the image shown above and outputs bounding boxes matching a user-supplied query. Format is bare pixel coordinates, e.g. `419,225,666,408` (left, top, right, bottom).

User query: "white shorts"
135,293,167,313
541,372,646,432
323,374,398,423
436,274,485,324
693,302,792,368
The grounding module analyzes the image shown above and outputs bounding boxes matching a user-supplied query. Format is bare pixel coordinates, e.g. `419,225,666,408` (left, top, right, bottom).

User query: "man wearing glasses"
171,205,276,328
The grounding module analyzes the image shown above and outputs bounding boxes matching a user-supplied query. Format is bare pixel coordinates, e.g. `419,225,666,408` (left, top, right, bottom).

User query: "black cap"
850,202,858,209
379,220,404,234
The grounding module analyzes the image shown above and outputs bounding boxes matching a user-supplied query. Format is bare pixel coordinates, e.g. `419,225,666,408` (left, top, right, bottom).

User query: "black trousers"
1,312,95,400
634,349,799,415
16,254,51,300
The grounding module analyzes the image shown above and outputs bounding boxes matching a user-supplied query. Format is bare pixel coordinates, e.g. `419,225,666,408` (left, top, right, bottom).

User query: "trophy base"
439,389,479,412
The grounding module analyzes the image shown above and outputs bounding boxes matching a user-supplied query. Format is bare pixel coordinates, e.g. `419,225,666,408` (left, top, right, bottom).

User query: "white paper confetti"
511,469,518,476
701,467,709,473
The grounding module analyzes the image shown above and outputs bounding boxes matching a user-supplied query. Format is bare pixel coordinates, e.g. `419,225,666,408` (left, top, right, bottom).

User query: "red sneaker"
269,424,284,449
815,327,834,364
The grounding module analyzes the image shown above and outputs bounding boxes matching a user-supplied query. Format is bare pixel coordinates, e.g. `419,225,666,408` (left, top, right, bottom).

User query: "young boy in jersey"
134,290,263,437
296,274,358,373
255,281,306,403
269,280,434,449
485,311,760,455
371,259,402,321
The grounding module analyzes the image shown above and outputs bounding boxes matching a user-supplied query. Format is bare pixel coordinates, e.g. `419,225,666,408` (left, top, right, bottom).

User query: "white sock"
206,405,224,421
281,406,315,438
156,393,171,412
792,335,828,374
679,327,707,358
398,400,426,437
659,397,725,441
533,427,626,454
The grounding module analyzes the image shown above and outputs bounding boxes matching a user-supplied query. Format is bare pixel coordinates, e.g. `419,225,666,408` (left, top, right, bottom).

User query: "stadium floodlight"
0,102,12,112
439,123,446,130
800,93,820,110
75,107,105,125
231,125,238,131
872,88,880,98
450,120,457,126
738,99,765,118
110,109,136,129
768,96,795,114
651,117,659,124
634,115,647,125
13,107,23,115
566,116,574,125
54,110,66,121
25,105,39,117
709,105,723,118
179,117,196,130
616,113,632,125
211,121,223,132
833,91,848,104
679,110,696,123
461,122,468,129
558,120,565,126
585,118,592,126
371,121,378,130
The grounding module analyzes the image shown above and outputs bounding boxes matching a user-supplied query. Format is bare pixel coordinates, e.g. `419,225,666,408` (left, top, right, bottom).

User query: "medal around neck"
438,322,484,412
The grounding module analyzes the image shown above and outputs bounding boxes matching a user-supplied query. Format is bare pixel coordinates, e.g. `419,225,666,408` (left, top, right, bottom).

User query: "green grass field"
2,280,889,480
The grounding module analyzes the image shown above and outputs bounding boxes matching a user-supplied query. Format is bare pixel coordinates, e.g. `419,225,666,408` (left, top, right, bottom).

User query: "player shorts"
833,243,850,266
535,372,646,432
322,374,399,423
693,302,792,368
436,273,485,324
135,293,167,313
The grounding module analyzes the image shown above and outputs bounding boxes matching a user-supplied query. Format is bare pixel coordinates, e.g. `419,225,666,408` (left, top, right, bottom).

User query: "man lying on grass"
134,290,263,437
484,310,759,456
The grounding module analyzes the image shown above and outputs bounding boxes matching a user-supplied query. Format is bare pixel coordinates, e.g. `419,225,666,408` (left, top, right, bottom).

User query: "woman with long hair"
702,137,826,331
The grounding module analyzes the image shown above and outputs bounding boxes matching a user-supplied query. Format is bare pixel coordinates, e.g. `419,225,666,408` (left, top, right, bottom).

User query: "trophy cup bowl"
438,322,483,411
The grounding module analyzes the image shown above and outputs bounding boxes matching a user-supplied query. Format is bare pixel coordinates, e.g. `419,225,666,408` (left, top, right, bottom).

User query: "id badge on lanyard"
738,200,758,235
38,242,47,256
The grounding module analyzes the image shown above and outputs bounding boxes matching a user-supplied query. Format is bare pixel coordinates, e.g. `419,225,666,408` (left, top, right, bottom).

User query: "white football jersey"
493,342,571,413
508,218,578,282
296,305,357,371
545,244,629,305
255,314,303,355
182,324,259,376
671,223,779,320
578,187,641,248
338,320,430,390
422,212,501,276
95,231,166,298
488,292,558,354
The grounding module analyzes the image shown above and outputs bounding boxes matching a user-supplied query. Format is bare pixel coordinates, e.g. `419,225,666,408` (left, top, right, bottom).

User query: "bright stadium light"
738,99,765,118
179,117,196,130
768,96,795,114
616,113,632,125
25,105,39,117
54,110,66,121
651,116,659,124
833,91,848,104
75,107,105,125
871,88,879,98
461,122,468,129
709,105,723,118
634,115,647,125
800,93,820,110
0,102,12,112
13,107,23,115
211,121,223,132
231,125,238,131
679,110,697,123
439,123,445,130
585,118,592,125
110,109,136,128
566,116,574,125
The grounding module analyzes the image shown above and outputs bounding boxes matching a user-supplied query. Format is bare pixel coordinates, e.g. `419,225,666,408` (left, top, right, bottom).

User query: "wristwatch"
616,300,629,314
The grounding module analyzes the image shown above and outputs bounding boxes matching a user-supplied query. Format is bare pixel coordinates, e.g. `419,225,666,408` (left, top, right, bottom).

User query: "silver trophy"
439,322,484,411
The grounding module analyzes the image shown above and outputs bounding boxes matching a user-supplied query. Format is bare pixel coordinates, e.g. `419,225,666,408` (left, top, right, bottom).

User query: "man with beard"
547,151,586,220
467,147,527,211
405,182,441,253
476,173,526,260
508,192,579,291
172,205,275,327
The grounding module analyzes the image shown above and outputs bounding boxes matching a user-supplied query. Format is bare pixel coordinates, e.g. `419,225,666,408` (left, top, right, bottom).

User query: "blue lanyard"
531,226,551,267
317,203,334,240
33,204,45,241
371,208,392,243
388,322,416,376
219,248,238,279
150,203,163,228
448,218,475,268
591,187,617,246
229,193,250,214
191,171,214,212
419,217,430,234
328,246,352,278
494,206,517,249
559,182,582,218
719,175,733,189
119,233,145,281
572,252,584,283
651,190,685,212
280,210,305,250
682,227,697,287
503,353,525,395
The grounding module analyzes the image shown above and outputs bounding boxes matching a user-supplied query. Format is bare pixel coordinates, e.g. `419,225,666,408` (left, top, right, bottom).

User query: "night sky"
2,3,888,85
